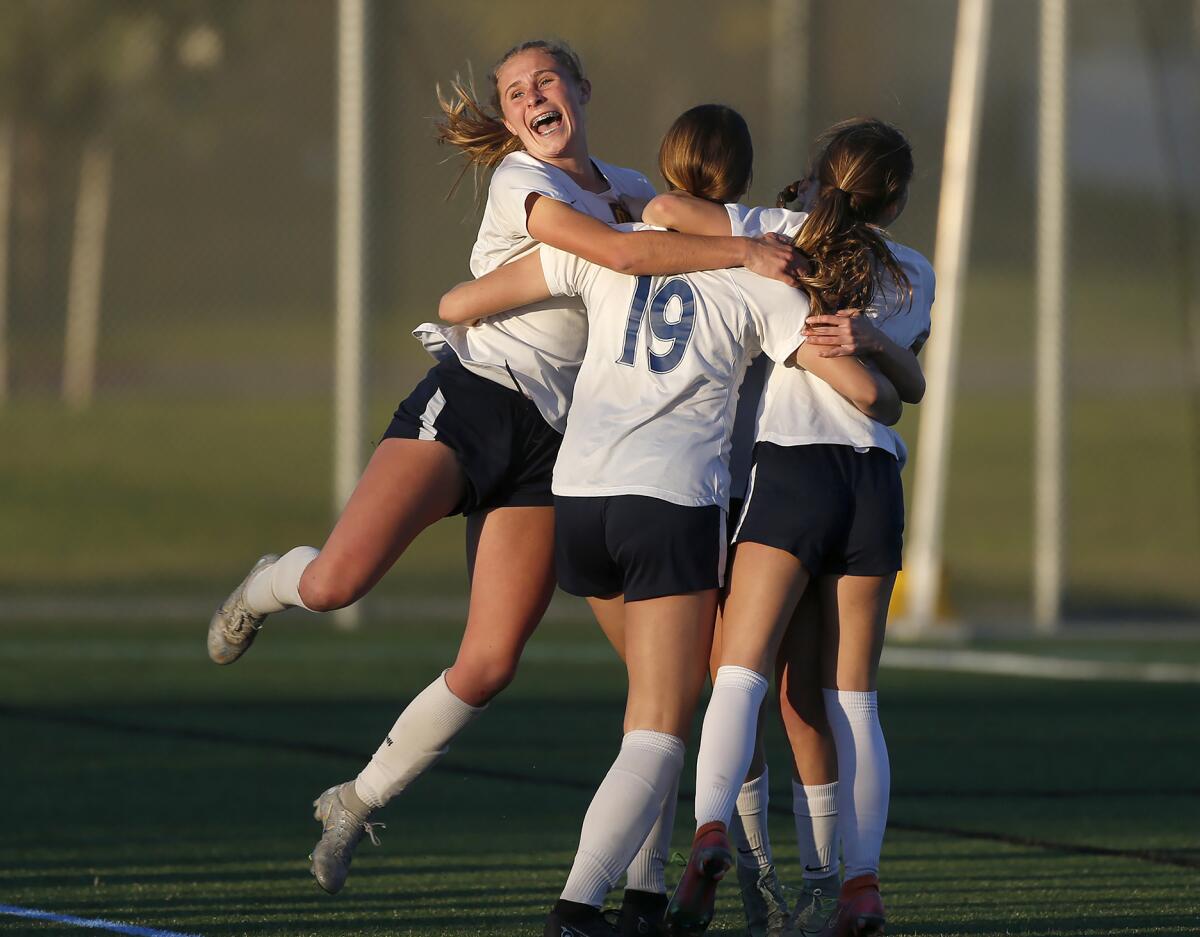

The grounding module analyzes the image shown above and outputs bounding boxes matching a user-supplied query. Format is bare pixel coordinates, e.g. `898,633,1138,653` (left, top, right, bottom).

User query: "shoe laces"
755,867,789,928
225,601,263,636
787,886,838,933
325,803,385,854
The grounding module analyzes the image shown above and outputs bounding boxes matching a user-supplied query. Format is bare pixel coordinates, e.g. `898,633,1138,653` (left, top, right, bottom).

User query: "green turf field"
2,615,1197,936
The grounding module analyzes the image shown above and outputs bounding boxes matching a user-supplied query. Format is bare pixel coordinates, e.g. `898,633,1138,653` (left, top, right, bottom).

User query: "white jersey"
539,225,809,509
726,203,935,465
414,151,656,433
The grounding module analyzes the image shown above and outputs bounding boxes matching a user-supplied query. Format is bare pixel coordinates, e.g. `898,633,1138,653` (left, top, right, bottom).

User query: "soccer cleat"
665,822,734,936
309,781,385,894
782,876,840,936
614,889,669,936
827,874,885,937
735,862,790,937
207,553,279,664
544,899,621,937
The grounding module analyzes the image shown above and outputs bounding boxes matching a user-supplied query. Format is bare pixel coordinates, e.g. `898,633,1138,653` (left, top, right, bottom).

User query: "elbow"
901,378,926,405
859,384,902,426
877,399,903,427
601,242,640,275
438,288,465,324
871,391,903,426
641,194,674,230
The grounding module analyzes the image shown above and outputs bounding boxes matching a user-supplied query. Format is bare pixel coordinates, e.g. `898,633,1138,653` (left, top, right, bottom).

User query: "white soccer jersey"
414,151,656,433
539,226,809,509
726,203,935,464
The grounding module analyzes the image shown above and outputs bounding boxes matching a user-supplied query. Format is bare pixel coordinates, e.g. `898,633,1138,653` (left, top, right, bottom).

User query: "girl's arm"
525,194,799,284
642,191,733,236
793,343,903,426
803,310,926,403
439,252,552,326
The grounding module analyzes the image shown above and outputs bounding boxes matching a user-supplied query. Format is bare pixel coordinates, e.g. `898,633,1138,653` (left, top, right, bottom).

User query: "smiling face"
495,48,591,165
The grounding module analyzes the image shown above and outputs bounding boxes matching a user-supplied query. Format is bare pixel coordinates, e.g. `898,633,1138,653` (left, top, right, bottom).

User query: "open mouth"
530,111,563,136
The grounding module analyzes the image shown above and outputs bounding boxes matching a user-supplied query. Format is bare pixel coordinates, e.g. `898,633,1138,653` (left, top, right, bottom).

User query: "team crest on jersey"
609,199,634,225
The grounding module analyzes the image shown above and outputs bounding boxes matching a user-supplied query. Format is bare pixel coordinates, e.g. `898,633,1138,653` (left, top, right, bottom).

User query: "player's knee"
297,570,363,612
447,657,519,706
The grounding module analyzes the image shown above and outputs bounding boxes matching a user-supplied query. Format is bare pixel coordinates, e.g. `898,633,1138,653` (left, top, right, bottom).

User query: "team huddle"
207,38,933,937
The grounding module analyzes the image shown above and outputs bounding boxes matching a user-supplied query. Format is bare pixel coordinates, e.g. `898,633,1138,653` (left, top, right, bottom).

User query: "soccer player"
438,104,902,937
203,39,802,905
647,118,932,937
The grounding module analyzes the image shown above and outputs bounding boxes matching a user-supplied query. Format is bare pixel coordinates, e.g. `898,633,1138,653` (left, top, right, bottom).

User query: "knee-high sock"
694,666,769,829
624,772,679,895
561,731,686,909
792,779,838,880
730,767,773,873
244,546,318,614
354,671,486,809
824,689,889,880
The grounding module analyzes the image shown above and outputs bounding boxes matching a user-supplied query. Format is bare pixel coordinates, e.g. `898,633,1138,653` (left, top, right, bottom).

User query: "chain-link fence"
2,0,1197,625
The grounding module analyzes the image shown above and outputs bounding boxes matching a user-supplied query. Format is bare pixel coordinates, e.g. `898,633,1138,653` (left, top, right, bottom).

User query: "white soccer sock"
693,666,769,829
243,546,318,614
730,767,773,872
824,689,889,880
561,731,686,909
792,779,839,880
624,772,679,894
354,671,486,809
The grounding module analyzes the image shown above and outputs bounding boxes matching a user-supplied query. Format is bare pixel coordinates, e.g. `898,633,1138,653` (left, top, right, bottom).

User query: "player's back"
538,245,808,508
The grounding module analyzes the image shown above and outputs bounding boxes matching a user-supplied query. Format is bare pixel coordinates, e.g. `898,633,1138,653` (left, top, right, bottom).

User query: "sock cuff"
623,730,685,764
714,665,769,695
823,688,878,719
439,670,488,716
792,779,838,817
266,545,320,611
736,766,770,814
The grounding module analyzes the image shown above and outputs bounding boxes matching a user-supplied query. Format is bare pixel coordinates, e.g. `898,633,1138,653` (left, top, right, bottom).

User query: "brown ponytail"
657,104,753,204
434,40,587,197
791,119,914,317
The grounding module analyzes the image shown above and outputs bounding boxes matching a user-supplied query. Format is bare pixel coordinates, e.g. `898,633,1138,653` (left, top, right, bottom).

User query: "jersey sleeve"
487,156,574,237
539,244,598,299
725,204,807,239
738,278,810,364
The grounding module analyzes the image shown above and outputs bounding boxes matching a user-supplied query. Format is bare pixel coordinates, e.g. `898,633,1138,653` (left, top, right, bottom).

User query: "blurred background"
2,0,1198,629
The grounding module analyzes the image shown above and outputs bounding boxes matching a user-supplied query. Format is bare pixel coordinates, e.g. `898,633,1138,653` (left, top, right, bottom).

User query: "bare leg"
624,591,719,737
298,438,465,611
588,595,627,661
445,505,557,706
779,588,837,785
819,574,894,692
718,543,811,675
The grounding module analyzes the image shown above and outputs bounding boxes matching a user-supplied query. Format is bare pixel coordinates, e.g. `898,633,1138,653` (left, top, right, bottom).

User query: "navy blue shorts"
554,495,727,602
383,356,562,516
732,443,904,576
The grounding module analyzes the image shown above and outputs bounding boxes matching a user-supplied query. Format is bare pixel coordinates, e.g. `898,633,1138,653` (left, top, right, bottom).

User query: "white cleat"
310,782,385,894
206,554,278,665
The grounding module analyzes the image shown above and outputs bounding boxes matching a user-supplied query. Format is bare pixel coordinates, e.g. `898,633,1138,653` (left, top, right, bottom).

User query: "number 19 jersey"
539,230,809,509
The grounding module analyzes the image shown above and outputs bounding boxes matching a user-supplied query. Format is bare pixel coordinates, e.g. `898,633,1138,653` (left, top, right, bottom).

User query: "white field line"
0,903,202,937
880,646,1200,684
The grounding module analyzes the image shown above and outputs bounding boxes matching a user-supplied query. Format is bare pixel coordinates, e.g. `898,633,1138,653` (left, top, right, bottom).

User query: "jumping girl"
438,104,902,937
204,41,803,898
647,118,933,937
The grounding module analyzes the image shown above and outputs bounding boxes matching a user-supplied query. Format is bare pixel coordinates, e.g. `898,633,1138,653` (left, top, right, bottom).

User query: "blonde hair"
657,104,753,203
434,40,586,196
782,118,913,317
